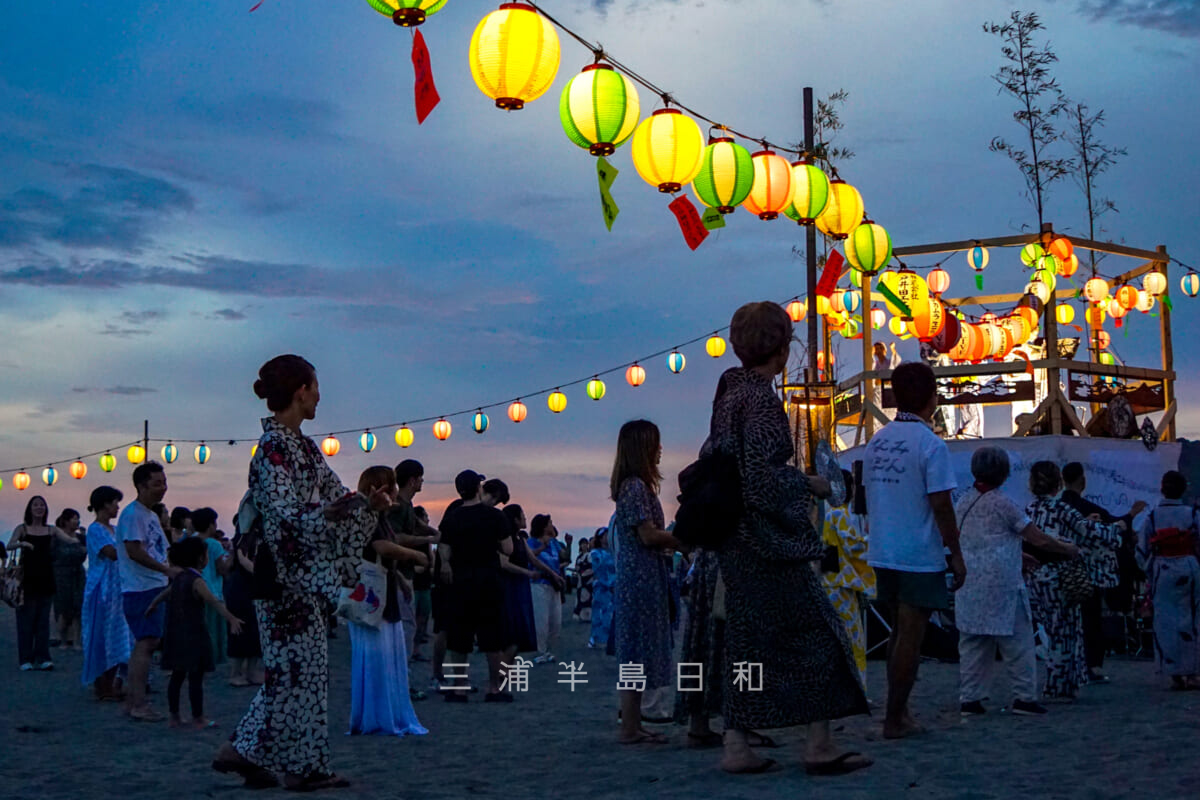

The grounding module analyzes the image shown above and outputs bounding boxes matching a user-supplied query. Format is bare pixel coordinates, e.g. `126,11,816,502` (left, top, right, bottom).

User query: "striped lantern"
927,268,951,296
473,411,490,434
1114,285,1139,310
508,400,528,423
14,471,30,491
395,426,414,448
99,453,116,473
1020,242,1045,267
967,246,989,272
161,443,178,464
843,222,892,274
741,150,794,220
469,3,560,111
547,390,568,413
1047,236,1074,263
321,436,341,457
433,419,452,441
359,431,377,453
1056,304,1075,325
692,138,754,214
831,290,861,316
786,300,807,323
1057,253,1079,279
1107,297,1129,326
42,467,58,487
69,461,87,480
814,180,865,240
1143,271,1167,296
625,364,646,387
127,445,146,465
586,377,607,400
630,109,705,193
1182,272,1200,298
366,0,447,26
870,307,886,330
559,64,640,156
667,351,686,374
784,160,830,224
194,443,211,465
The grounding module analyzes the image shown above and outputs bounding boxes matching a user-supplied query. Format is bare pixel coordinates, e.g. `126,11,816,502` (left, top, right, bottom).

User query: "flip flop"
128,709,165,723
618,730,669,745
686,731,723,749
284,773,351,792
722,758,779,775
745,731,780,749
804,752,874,776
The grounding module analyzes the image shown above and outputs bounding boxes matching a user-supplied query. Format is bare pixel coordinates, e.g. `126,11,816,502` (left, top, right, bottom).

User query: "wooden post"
1158,245,1176,441
861,272,875,441
1041,223,1063,435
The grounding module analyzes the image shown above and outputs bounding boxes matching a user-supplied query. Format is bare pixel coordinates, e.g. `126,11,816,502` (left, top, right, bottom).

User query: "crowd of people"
5,304,1200,790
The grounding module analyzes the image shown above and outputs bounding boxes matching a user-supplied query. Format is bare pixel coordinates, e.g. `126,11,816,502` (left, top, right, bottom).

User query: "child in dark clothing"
146,537,243,729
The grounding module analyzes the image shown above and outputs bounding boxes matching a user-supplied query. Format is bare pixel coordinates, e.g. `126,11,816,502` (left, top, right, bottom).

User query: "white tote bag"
335,559,387,629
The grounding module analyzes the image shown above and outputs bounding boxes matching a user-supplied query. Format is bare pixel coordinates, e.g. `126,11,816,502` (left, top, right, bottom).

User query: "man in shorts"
864,362,966,739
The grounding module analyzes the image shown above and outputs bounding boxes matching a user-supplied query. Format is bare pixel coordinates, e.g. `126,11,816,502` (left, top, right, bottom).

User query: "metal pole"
1158,246,1176,441
144,420,149,463
804,87,818,384
1041,223,1062,435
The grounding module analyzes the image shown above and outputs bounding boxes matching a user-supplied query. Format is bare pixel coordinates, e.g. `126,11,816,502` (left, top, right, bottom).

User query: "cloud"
208,308,247,321
1074,1,1200,37
174,92,343,143
70,385,158,395
96,323,152,338
0,164,194,253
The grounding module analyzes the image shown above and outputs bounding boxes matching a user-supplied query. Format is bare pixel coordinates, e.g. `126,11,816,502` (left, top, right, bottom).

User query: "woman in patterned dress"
1024,461,1124,701
588,528,615,649
213,355,382,792
80,486,132,699
821,482,875,692
611,419,684,745
710,302,870,776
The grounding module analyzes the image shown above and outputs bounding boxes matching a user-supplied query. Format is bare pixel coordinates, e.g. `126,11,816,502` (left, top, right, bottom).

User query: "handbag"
1057,557,1094,607
1,548,23,609
674,447,743,550
335,559,387,628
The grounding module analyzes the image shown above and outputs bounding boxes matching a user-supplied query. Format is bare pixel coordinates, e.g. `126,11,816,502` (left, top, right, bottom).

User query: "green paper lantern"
784,161,830,224
366,0,447,27
99,453,116,473
692,137,753,214
1020,242,1045,267
586,377,607,401
560,64,640,157
844,222,892,274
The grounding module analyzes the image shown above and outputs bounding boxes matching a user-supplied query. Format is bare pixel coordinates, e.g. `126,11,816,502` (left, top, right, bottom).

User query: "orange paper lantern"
906,298,946,341
786,300,807,323
321,436,341,457
1114,285,1139,310
13,471,30,491
625,363,646,387
741,150,794,220
69,461,87,480
508,400,528,423
433,419,452,441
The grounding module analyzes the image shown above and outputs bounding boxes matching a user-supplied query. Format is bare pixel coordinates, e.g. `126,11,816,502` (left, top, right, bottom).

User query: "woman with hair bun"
213,355,385,792
81,486,132,699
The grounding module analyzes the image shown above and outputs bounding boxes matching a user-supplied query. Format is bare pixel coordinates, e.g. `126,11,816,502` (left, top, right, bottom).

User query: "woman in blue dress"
80,486,132,699
588,528,615,649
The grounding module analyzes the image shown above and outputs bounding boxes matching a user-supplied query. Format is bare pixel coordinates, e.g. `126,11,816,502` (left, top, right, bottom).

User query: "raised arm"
1020,522,1079,558
193,578,243,635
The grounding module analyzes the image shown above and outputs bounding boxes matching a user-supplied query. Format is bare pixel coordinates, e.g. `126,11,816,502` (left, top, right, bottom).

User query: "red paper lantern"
508,400,528,423
931,312,962,354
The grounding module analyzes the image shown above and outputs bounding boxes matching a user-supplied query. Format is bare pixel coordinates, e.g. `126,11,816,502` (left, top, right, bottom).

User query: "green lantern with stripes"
559,64,641,157
844,221,892,275
365,0,447,27
784,160,830,224
691,137,754,214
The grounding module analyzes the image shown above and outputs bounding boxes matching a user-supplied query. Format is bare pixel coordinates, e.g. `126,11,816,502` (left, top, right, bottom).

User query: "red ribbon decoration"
668,195,708,251
816,250,844,297
412,30,441,125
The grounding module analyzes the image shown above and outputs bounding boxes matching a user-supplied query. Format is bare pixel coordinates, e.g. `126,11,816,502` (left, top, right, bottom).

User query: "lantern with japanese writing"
1025,280,1051,305
784,160,830,224
359,431,377,453
367,0,446,26
1106,297,1129,327
692,138,753,214
395,426,414,448
1001,314,1032,347
1114,285,1139,310
547,390,568,413
949,323,978,361
1084,277,1110,304
14,471,30,491
194,443,211,465
99,453,116,473
433,419,452,441
586,377,607,400
880,270,929,320
906,297,946,341
473,411,490,434
1057,253,1079,279
741,150,794,220
786,300,807,323
1143,271,1167,297
625,364,646,387
469,3,560,110
1136,290,1155,313
705,335,726,358
69,460,87,480
508,400,528,423
321,436,340,457
927,268,950,296
843,222,892,275
667,351,686,374
992,326,1016,360
560,63,640,156
630,109,705,193
931,312,962,354
814,180,864,240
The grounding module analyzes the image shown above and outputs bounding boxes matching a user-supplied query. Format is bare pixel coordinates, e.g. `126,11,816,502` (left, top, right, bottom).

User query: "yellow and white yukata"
822,508,876,688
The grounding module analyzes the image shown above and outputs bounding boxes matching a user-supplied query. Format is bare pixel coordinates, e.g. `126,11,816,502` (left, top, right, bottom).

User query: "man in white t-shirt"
115,461,177,722
864,362,966,740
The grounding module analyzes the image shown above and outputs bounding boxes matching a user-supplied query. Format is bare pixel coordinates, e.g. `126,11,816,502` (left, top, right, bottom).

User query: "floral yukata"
231,418,373,778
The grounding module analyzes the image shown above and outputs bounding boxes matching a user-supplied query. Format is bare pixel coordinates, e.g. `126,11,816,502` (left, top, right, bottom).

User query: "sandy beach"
2,606,1196,799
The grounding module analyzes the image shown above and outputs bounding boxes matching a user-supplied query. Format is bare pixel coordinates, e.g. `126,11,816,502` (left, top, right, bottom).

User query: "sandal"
744,730,780,749
618,729,669,745
686,731,723,749
284,772,352,792
804,752,874,776
128,708,165,723
722,758,780,775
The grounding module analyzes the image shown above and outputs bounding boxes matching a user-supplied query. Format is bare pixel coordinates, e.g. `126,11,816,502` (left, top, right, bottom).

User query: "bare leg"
485,651,504,694
126,638,159,714
884,603,930,738
720,728,768,772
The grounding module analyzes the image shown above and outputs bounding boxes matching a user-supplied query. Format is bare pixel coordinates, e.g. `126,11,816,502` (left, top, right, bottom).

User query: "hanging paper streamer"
701,206,725,231
1014,350,1034,376
412,30,440,124
1161,293,1173,312
976,274,984,291
815,250,845,297
668,195,708,251
876,281,911,318
597,157,619,231
249,1,263,10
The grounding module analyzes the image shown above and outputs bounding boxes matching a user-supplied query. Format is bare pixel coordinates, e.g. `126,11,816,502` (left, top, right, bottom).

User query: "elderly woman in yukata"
955,448,1078,716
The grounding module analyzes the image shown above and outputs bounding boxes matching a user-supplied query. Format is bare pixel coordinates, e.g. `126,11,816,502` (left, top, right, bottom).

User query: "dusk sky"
1,0,1198,533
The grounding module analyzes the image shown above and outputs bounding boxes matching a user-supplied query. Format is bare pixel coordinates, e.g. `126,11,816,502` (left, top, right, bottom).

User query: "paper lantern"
507,400,528,423
906,297,946,341
816,351,835,371
843,222,892,274
625,364,646,387
560,64,640,156
667,351,686,374
1032,267,1057,292
395,426,415,448
127,445,146,465
433,419,452,440
1047,236,1074,262
741,150,794,220
949,323,978,361
814,180,865,240
1098,352,1116,366
630,109,704,193
1083,277,1110,304
1025,280,1051,305
992,326,1016,360
870,307,886,330
1106,298,1129,325
1114,285,1139,310
1018,293,1044,319
472,411,490,434
69,460,87,480
824,311,848,332
194,443,211,465
888,316,907,337
832,290,861,315
1183,272,1200,298
1144,271,1167,296
927,268,950,296
967,246,989,272
1057,253,1079,279
880,270,929,319
1001,314,1032,346
547,390,568,413
840,317,861,339
99,453,116,473
14,471,30,491
42,467,58,487
815,295,832,317
1136,290,1155,313
1056,304,1075,325
1095,331,1112,349
974,324,1003,361
1085,304,1107,330
359,431,378,453
158,443,177,465
784,160,830,224
705,335,726,358
931,312,962,354
469,3,560,111
1020,243,1045,267
321,436,341,457
786,300,807,323
1015,306,1039,330
692,138,753,213
586,377,607,400
367,0,447,26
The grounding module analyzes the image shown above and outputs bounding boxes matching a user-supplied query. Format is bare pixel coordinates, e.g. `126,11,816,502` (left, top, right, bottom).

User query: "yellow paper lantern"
14,471,30,491
630,109,705,193
888,316,907,337
1084,277,1110,304
508,400,528,423
741,150,794,220
1056,304,1075,325
1085,304,1107,330
814,180,865,240
127,445,146,465
843,222,892,274
469,3,560,111
705,334,727,358
560,63,641,156
880,270,930,319
395,426,414,448
433,419,452,441
815,295,832,317
1143,271,1167,296
547,390,568,413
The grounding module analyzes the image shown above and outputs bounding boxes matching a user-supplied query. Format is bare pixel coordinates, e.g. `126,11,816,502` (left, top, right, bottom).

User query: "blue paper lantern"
161,443,178,464
42,466,58,487
359,431,377,453
667,351,686,374
194,443,211,465
473,411,490,434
